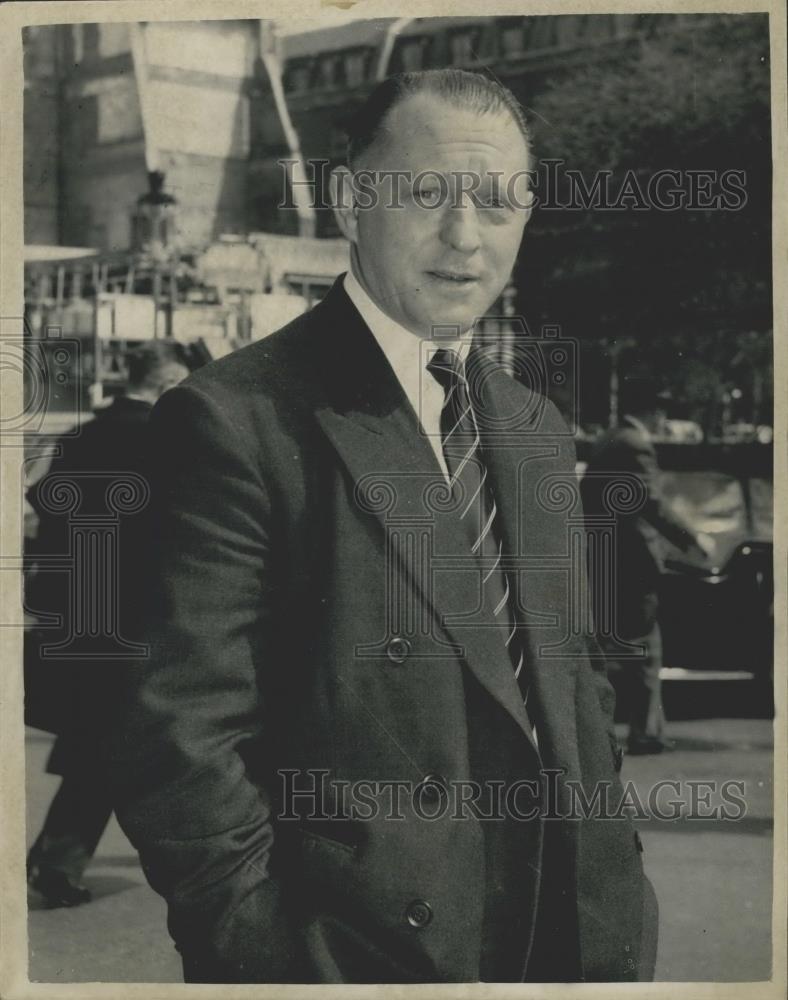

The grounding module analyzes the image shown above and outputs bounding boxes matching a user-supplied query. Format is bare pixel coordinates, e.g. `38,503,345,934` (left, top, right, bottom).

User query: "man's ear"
522,187,535,226
330,166,359,244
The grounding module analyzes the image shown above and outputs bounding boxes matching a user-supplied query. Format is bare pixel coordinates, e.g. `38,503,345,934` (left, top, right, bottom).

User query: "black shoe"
627,736,675,756
29,868,92,908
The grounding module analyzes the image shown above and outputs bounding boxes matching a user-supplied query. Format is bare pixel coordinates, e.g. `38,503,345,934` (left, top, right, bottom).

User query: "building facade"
23,15,676,252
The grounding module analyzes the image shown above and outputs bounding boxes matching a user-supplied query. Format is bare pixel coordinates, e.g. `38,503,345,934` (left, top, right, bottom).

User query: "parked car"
653,445,773,698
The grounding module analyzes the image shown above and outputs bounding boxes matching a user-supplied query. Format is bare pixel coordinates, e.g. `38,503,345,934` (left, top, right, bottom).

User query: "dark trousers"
620,622,665,741
625,621,664,743
603,593,665,741
27,770,113,882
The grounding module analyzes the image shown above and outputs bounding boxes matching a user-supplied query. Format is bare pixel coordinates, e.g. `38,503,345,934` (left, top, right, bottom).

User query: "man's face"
337,94,532,338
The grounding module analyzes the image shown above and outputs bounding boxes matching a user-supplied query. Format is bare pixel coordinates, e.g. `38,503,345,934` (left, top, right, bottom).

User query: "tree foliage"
516,14,772,428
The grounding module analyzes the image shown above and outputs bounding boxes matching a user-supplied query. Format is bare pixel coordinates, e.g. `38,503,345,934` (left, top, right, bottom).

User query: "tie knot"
427,348,464,394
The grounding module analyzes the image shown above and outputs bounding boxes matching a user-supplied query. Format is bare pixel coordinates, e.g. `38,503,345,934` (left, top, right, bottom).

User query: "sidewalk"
26,729,181,983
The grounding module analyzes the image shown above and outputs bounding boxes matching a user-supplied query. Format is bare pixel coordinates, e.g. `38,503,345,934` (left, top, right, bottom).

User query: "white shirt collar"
343,266,470,383
342,267,471,481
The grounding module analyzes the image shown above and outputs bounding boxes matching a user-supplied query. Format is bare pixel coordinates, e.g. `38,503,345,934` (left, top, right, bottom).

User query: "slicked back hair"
346,68,532,168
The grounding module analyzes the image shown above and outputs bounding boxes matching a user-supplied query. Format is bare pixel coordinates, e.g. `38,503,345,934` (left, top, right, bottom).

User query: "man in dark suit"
112,70,657,983
580,377,713,754
26,342,188,907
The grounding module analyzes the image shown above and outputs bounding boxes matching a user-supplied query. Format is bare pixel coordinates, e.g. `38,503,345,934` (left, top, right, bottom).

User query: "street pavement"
24,705,774,984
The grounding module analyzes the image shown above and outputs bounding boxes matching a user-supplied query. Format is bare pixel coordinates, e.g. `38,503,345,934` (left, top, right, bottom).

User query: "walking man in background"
26,342,188,907
581,375,714,755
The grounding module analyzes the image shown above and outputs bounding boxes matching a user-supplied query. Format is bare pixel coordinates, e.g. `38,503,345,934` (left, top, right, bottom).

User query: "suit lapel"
312,283,538,747
473,354,581,771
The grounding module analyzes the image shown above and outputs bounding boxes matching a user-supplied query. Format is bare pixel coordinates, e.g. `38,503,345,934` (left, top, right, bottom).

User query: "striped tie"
427,348,532,717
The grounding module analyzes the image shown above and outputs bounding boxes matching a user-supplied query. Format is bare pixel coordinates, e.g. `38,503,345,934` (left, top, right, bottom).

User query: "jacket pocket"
300,827,358,859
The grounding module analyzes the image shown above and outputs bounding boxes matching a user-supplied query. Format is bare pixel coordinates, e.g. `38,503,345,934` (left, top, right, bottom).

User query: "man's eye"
414,186,442,204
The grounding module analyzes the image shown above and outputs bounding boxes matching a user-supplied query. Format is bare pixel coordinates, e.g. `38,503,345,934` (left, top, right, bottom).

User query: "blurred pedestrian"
25,341,188,907
581,375,714,755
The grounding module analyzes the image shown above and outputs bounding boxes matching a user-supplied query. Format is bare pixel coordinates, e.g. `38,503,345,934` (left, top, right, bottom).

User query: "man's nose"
439,203,481,255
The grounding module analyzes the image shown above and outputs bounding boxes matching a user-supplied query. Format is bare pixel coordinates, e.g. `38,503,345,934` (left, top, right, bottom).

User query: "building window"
318,56,337,89
528,17,557,50
501,24,524,56
401,39,424,71
449,31,478,66
556,16,583,49
286,63,311,93
344,50,367,87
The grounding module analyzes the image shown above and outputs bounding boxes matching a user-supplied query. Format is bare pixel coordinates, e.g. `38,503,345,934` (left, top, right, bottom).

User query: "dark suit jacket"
26,396,154,772
581,415,697,637
112,281,654,984
28,395,155,561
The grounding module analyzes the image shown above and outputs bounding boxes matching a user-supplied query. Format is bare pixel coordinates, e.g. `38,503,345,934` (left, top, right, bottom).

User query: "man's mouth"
427,270,480,285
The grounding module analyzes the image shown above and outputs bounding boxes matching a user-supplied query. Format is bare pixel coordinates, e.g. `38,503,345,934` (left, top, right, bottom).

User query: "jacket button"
405,900,433,928
416,774,448,802
386,637,411,664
